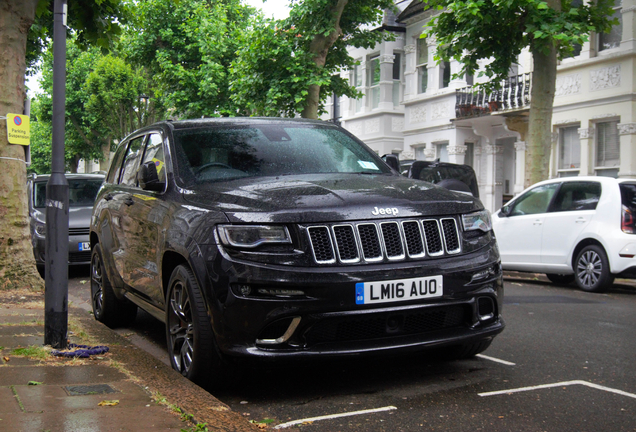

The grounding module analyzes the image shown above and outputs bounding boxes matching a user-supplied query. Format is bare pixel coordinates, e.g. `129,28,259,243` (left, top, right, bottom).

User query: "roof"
397,0,427,23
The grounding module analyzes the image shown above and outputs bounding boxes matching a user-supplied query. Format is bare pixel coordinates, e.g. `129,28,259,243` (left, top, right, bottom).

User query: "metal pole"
44,0,68,349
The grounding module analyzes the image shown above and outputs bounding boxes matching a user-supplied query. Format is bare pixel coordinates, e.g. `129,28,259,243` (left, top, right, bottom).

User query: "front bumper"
32,235,92,266
203,238,505,359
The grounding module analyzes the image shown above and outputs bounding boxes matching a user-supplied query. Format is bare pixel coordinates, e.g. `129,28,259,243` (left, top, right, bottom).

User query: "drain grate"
64,384,118,396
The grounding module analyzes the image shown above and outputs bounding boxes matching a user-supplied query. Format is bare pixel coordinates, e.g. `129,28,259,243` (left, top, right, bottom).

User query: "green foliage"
426,0,618,86
27,0,130,72
124,0,255,118
230,0,395,118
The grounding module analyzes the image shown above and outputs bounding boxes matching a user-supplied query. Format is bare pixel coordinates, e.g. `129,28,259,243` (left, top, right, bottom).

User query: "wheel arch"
161,251,189,299
571,238,611,273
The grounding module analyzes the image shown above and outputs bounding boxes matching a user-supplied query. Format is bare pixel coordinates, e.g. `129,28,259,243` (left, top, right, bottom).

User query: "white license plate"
355,275,443,305
79,242,90,251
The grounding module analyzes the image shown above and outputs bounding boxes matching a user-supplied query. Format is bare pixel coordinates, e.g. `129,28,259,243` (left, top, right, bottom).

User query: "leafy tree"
124,0,255,118
230,0,396,119
0,0,127,290
425,0,616,186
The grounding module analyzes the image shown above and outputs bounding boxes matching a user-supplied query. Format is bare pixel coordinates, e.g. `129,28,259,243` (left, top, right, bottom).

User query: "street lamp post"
44,0,68,349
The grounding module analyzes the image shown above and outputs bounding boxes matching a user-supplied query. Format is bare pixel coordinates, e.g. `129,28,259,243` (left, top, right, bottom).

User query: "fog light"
257,288,305,297
238,285,251,296
477,297,495,321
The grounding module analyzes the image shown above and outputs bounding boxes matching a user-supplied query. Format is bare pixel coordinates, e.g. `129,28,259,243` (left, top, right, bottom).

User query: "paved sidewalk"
0,293,257,432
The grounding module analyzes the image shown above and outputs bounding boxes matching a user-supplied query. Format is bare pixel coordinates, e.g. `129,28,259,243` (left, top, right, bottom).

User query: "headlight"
35,223,46,237
462,210,492,232
217,225,291,248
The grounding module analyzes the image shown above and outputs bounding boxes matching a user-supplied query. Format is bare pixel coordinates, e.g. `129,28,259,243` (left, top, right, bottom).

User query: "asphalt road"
68,268,636,431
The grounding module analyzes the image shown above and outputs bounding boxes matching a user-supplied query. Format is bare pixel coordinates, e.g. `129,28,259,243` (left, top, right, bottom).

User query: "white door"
541,181,601,267
493,183,560,269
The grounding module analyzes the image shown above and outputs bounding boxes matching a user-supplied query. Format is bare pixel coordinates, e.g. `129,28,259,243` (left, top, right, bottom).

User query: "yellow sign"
6,113,30,145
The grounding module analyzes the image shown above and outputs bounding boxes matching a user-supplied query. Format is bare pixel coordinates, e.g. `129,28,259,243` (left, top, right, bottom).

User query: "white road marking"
274,406,398,429
479,380,636,399
476,354,516,366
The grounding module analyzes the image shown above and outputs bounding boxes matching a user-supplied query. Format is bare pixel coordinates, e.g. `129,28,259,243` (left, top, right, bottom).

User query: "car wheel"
90,243,137,327
165,265,226,387
546,273,575,285
440,339,492,360
574,245,614,293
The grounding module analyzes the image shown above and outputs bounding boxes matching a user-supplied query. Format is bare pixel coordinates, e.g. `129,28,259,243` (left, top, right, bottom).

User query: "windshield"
172,124,391,186
33,179,103,208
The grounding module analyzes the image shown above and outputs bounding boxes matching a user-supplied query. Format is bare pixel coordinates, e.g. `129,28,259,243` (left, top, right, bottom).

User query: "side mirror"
407,160,428,180
500,205,512,217
138,161,165,192
381,154,400,172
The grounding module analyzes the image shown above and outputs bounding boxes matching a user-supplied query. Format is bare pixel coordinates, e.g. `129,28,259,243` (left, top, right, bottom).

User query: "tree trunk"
0,0,44,290
526,45,558,188
301,0,348,119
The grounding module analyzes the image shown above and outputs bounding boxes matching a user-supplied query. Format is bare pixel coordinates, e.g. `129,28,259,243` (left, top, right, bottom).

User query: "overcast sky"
245,0,290,19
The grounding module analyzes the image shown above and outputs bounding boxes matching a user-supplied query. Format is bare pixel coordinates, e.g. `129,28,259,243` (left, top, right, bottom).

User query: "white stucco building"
324,0,636,213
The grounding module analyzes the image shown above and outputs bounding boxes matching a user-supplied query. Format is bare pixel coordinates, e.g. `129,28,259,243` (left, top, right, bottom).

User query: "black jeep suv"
90,118,504,387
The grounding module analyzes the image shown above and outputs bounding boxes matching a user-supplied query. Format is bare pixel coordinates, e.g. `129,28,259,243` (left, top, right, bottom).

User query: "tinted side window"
551,182,601,212
509,183,559,216
140,133,166,183
106,142,129,184
120,136,145,186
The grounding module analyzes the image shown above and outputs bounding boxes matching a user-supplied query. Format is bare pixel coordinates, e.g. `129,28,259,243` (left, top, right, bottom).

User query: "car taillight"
622,205,635,234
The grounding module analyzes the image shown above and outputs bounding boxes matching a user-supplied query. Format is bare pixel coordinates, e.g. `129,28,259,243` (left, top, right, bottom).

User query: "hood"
182,174,482,223
31,206,94,229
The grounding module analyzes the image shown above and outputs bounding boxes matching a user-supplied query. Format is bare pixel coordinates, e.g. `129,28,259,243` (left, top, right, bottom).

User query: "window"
416,37,428,94
414,146,426,160
552,182,601,212
369,56,381,109
120,136,145,186
106,140,129,184
595,121,620,177
558,126,581,174
564,0,583,58
441,61,451,89
436,143,448,162
507,183,559,216
353,63,363,113
141,133,166,184
599,0,622,51
464,142,474,167
393,53,401,107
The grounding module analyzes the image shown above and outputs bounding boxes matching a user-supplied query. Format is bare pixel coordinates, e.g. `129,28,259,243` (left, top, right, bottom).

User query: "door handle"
533,219,542,225
124,197,135,206
575,217,586,224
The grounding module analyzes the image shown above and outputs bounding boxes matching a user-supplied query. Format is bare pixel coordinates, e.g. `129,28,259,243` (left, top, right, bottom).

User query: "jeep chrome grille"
307,218,461,265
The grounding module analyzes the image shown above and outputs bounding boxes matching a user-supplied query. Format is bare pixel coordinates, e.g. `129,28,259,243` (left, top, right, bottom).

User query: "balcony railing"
455,73,532,119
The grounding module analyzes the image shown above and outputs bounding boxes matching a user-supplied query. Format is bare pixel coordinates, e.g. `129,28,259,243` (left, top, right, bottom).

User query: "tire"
165,264,226,388
546,273,575,285
90,243,138,327
574,245,614,293
441,339,492,360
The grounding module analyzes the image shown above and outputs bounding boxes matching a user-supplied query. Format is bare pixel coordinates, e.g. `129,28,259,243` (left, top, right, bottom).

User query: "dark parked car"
402,160,480,198
28,173,105,275
90,118,504,387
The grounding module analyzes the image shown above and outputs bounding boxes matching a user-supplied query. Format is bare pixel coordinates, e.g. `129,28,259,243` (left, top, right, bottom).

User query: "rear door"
541,181,601,267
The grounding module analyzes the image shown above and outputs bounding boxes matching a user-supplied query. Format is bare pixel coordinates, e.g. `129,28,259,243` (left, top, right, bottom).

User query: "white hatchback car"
492,176,636,292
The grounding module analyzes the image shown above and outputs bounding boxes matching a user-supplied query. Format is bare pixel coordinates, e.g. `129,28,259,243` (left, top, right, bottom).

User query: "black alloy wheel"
165,265,224,387
546,273,575,285
574,245,614,293
90,243,137,327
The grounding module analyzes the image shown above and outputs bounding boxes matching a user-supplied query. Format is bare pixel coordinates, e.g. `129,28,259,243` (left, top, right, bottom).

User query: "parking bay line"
479,380,636,399
476,354,516,366
274,406,398,429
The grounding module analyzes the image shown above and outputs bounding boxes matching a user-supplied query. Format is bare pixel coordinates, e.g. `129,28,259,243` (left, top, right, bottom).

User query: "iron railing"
455,73,532,119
